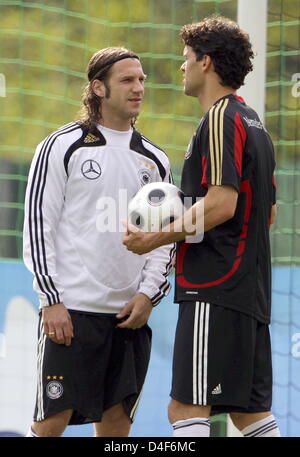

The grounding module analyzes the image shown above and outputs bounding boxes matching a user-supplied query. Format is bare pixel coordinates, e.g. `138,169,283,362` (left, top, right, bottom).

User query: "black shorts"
171,302,272,414
34,310,152,425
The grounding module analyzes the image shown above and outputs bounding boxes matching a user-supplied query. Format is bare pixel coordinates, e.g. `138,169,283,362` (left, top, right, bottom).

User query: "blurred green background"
0,0,299,262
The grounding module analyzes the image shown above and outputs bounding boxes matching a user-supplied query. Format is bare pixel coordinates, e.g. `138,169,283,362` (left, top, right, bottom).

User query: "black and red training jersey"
175,94,276,323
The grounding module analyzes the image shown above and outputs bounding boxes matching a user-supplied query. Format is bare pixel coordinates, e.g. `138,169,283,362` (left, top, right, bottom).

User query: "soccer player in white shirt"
24,47,174,437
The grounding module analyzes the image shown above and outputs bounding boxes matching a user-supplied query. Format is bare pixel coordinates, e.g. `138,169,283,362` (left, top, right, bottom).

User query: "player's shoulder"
131,129,169,163
209,94,239,115
46,121,82,139
202,94,246,131
37,122,83,152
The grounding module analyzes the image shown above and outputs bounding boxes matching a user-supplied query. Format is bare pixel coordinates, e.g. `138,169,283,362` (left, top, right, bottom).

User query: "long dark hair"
78,47,140,131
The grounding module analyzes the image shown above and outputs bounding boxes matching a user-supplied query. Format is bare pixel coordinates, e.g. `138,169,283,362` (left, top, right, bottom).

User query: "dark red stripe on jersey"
240,224,248,239
176,179,252,289
177,257,242,288
201,156,208,188
272,174,276,187
240,180,252,223
237,241,246,257
234,95,246,104
176,242,189,276
234,112,246,177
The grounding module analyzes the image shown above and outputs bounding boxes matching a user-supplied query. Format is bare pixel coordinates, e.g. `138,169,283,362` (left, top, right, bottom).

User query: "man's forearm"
147,188,237,250
123,185,238,255
147,199,205,249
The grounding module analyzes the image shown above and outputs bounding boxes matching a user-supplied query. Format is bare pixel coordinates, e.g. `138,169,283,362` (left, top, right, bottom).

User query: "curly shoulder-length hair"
180,16,254,89
78,47,140,131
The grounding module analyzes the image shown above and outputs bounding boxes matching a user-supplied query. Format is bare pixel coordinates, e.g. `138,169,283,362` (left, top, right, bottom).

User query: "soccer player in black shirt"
123,16,280,437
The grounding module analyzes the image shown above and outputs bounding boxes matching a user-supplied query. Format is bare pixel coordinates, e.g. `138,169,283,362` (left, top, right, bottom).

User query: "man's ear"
202,54,213,72
91,79,106,98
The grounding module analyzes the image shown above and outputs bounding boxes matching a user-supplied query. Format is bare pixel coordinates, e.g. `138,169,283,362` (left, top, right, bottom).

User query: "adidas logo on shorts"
212,383,222,395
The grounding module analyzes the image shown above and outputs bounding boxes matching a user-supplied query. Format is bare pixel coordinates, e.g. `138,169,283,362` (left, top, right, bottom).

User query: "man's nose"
133,80,144,93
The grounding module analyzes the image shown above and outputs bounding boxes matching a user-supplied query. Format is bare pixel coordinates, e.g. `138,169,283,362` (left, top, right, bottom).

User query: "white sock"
172,417,210,437
241,414,281,437
26,426,39,437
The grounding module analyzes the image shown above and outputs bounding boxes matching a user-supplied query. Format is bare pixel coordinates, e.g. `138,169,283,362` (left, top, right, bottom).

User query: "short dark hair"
180,16,254,89
79,47,140,130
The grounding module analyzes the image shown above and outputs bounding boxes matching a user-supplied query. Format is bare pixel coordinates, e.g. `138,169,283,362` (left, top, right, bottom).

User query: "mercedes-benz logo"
81,159,102,180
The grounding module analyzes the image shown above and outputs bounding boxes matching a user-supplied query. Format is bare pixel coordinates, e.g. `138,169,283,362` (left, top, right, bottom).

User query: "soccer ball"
128,182,185,232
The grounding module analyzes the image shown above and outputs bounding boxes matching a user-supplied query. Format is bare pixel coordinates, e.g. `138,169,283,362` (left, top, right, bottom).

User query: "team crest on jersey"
46,381,63,400
81,159,102,180
138,168,151,186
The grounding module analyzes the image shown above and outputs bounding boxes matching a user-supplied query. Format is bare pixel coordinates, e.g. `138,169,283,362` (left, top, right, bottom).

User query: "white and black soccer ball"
128,182,185,232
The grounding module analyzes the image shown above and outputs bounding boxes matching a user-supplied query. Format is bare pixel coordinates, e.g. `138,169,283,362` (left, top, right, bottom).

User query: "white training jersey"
23,122,175,313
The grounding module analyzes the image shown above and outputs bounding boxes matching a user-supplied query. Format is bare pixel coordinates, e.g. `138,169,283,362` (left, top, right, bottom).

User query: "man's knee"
230,411,273,431
102,403,130,423
168,398,189,423
31,409,73,437
168,398,210,424
94,403,131,437
229,412,246,430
